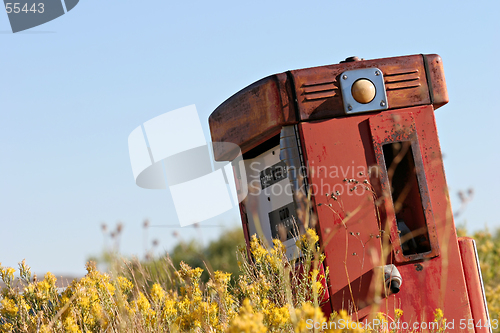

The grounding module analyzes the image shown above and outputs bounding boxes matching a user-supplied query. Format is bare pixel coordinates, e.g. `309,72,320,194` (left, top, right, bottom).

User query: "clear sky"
1,0,499,276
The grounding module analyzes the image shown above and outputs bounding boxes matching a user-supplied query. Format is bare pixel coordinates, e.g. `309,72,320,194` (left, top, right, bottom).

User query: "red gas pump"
209,54,491,332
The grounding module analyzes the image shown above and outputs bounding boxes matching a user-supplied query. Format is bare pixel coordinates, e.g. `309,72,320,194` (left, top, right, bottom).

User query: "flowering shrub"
0,228,452,332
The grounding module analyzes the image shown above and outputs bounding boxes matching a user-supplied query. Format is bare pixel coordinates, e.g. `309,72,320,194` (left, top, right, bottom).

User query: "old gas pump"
209,54,491,332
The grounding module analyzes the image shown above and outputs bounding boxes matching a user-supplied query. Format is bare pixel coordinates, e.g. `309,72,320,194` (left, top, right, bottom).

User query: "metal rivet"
342,74,348,80
380,101,386,107
347,105,353,111
375,70,380,76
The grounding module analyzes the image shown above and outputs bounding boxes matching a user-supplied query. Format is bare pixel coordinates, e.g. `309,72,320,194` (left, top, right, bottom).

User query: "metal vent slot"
304,91,338,101
385,70,422,91
301,81,339,101
303,84,337,94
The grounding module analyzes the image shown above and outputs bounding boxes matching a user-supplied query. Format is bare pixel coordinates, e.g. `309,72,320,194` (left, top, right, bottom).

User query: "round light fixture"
351,79,376,104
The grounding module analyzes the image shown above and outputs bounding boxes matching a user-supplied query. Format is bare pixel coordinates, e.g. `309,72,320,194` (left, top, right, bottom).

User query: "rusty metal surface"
209,54,448,161
209,73,297,161
291,55,431,121
458,237,492,333
297,114,383,313
299,105,473,329
208,53,482,330
369,111,440,263
423,54,449,109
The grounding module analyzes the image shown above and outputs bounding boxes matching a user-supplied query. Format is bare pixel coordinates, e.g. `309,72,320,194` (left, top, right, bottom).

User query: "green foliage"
168,228,245,283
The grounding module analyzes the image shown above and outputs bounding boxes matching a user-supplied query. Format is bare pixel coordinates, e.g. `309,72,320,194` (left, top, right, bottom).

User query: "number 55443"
5,3,45,14
459,319,499,329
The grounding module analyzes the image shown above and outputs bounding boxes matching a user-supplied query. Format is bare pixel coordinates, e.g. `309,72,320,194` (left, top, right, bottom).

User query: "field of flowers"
0,229,364,333
0,224,497,332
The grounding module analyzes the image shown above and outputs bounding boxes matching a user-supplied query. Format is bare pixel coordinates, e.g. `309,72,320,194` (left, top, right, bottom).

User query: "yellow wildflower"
116,276,133,294
434,308,443,321
296,228,320,255
294,302,325,333
150,283,165,303
0,297,18,316
228,299,267,333
267,305,290,328
134,292,151,314
64,315,81,333
250,235,268,264
0,267,15,285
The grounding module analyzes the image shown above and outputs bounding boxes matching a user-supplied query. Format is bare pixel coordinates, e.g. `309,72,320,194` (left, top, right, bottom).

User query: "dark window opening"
382,142,431,256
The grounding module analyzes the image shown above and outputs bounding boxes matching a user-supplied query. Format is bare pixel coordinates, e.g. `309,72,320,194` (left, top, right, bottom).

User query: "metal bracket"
340,67,388,115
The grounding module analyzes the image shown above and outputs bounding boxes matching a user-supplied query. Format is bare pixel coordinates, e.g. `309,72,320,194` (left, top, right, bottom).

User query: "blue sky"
1,0,499,275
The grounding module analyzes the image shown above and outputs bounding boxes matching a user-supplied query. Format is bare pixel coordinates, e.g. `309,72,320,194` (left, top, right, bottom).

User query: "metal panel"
299,105,473,328
242,143,303,261
291,55,432,121
368,111,440,263
458,237,492,333
209,54,448,161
